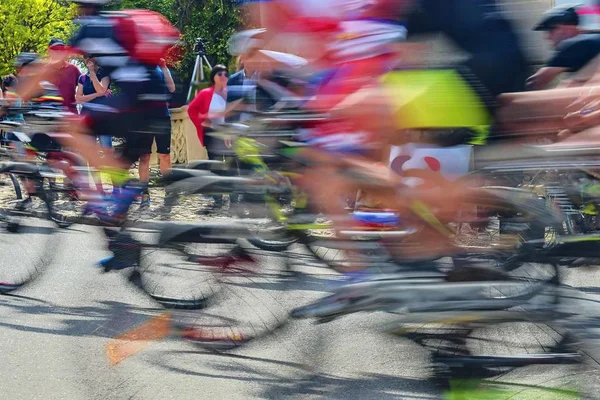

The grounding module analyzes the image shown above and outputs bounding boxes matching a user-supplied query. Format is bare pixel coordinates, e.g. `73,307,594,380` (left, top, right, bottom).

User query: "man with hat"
226,29,281,122
47,38,81,113
527,4,600,90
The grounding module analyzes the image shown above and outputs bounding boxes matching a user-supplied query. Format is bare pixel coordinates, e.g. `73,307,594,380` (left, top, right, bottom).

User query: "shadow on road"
0,297,167,339
152,348,439,399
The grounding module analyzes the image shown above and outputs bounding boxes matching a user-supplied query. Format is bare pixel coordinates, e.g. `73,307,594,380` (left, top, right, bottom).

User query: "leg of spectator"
201,128,222,207
154,126,172,175
59,122,129,171
139,154,151,184
136,134,155,207
92,136,107,193
158,154,171,175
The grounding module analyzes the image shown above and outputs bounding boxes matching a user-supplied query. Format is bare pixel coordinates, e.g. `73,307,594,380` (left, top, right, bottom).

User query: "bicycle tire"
6,173,22,200
247,236,297,252
0,206,59,294
42,178,82,229
130,228,240,310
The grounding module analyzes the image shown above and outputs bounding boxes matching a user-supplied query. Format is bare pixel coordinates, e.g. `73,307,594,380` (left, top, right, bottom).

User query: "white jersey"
331,19,406,61
281,0,406,61
284,0,374,20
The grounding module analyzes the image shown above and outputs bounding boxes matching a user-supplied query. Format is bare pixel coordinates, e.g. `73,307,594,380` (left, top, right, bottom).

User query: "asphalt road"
2,220,600,399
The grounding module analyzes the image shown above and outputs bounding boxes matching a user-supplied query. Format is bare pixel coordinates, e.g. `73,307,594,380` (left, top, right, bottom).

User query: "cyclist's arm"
526,67,567,90
16,57,67,101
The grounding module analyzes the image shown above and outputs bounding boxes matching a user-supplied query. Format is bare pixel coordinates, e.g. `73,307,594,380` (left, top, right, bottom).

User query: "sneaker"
140,193,150,208
84,186,140,225
112,185,143,216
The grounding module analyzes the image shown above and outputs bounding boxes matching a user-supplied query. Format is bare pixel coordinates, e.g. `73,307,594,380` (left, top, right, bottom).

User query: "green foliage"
1,0,241,92
0,0,77,75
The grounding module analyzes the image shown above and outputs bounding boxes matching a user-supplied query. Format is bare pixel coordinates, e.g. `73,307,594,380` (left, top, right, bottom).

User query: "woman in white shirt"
187,64,230,160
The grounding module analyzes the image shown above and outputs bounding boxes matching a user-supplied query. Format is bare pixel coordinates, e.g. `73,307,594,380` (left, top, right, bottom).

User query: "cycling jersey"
69,15,168,106
69,14,168,162
246,0,406,153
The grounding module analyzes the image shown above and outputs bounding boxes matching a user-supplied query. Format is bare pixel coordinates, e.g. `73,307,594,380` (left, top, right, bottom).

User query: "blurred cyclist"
17,0,172,219
229,0,533,265
16,0,176,270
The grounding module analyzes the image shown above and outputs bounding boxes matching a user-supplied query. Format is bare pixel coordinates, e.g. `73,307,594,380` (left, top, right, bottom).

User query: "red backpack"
108,9,180,65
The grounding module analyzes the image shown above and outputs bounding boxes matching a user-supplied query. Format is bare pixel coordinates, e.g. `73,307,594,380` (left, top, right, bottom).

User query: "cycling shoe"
98,256,130,272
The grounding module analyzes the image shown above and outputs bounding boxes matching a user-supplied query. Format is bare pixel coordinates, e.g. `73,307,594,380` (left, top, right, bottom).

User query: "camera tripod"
187,38,213,102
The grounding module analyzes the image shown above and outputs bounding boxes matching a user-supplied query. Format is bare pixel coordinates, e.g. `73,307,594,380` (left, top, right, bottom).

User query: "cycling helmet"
228,29,266,56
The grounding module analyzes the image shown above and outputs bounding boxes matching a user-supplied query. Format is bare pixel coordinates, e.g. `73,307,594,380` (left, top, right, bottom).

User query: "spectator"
187,64,232,160
75,56,112,194
138,59,176,207
1,75,24,152
1,75,24,123
227,43,276,122
75,56,111,148
529,5,600,89
46,39,81,113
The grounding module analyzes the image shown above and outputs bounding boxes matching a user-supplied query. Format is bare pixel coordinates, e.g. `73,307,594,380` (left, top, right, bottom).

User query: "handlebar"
1,99,67,117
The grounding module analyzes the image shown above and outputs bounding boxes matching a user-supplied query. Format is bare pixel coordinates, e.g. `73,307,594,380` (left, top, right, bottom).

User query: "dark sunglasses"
217,71,229,77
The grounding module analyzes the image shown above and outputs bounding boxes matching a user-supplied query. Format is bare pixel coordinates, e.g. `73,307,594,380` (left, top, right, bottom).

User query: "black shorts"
83,97,169,163
137,125,172,155
121,121,171,163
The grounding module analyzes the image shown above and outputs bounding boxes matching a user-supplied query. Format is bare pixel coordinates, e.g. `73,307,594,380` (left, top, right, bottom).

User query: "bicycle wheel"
130,223,246,309
0,202,59,293
397,317,581,389
134,242,222,310
303,234,389,271
168,242,291,352
235,172,299,252
0,173,22,202
43,177,86,228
